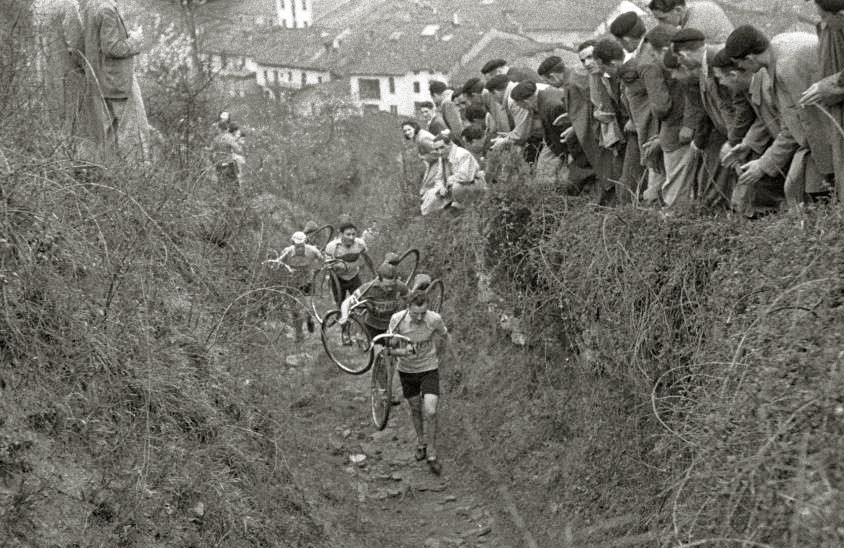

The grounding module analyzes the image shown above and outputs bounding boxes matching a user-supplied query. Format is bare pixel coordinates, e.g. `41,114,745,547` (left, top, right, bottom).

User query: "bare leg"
406,395,424,447
422,394,439,460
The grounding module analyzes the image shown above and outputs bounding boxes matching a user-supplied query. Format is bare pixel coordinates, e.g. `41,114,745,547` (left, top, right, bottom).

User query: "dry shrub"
381,167,844,546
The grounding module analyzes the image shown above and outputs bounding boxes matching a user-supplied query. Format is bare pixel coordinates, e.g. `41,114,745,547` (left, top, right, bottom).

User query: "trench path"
265,317,529,548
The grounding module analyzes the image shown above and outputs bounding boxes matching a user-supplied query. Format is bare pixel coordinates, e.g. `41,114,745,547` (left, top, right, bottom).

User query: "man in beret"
726,25,833,206
429,80,464,146
491,79,550,164
609,11,647,59
648,0,733,44
480,58,509,80
594,39,643,202
799,0,844,200
636,24,687,205
672,27,738,209
510,79,569,185
461,77,511,139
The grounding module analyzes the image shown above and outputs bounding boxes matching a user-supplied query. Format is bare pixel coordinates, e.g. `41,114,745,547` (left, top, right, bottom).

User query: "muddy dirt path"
267,322,535,548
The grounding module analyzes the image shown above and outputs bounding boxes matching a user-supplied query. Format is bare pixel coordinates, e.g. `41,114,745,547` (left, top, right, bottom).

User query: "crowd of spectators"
401,0,844,218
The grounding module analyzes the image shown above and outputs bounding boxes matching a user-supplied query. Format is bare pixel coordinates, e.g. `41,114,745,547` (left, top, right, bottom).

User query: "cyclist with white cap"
267,231,324,339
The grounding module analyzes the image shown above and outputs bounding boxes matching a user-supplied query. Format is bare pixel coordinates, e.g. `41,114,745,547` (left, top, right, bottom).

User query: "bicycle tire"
320,310,373,375
370,351,391,430
310,266,340,324
427,278,445,313
395,249,420,286
309,224,334,252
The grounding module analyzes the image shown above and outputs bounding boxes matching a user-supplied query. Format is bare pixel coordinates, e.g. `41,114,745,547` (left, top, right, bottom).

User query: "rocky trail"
263,319,529,548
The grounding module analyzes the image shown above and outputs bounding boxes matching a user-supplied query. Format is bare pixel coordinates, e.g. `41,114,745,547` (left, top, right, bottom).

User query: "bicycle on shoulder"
321,262,409,374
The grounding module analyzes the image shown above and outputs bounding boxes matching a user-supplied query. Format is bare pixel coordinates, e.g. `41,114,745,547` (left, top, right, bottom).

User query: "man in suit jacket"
672,28,737,209
509,79,567,185
726,26,833,205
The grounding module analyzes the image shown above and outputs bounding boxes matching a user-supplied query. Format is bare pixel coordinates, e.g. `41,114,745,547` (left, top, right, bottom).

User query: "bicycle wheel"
370,351,392,430
427,278,445,312
320,310,373,374
310,267,340,324
308,224,334,252
394,249,420,286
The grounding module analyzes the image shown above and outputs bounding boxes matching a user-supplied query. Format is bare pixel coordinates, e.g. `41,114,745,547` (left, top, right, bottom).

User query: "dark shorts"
332,274,361,305
364,323,385,341
298,282,313,296
399,369,440,398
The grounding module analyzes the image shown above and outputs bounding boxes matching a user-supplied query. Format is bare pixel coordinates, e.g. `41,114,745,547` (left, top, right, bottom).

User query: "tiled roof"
450,33,554,83
200,25,337,70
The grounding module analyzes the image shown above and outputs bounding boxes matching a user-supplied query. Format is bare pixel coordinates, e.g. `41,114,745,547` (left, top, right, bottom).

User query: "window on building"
388,77,395,94
413,81,420,93
389,105,398,115
263,70,268,83
358,78,381,100
301,72,307,86
317,76,323,84
274,70,279,83
288,72,293,81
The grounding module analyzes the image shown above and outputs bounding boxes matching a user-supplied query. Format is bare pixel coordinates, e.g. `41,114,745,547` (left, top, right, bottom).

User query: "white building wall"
350,70,449,117
256,65,330,89
274,0,312,28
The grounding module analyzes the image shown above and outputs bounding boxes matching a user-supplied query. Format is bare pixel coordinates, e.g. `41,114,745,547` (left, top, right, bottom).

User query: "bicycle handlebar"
368,333,413,353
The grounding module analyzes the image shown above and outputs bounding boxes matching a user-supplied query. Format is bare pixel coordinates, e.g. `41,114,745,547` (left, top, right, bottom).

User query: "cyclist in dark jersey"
338,263,409,340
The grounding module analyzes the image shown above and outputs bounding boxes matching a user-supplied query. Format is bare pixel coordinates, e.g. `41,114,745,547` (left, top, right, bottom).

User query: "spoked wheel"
370,351,391,430
310,267,340,324
320,310,373,374
368,333,411,430
393,249,420,286
426,278,445,312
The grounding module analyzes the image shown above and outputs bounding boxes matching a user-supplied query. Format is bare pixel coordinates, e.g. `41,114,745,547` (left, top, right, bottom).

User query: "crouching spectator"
420,132,485,215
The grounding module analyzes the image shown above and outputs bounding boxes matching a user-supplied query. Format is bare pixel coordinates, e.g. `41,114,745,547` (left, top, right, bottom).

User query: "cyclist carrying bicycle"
266,231,324,339
324,220,372,306
387,290,450,475
338,263,409,341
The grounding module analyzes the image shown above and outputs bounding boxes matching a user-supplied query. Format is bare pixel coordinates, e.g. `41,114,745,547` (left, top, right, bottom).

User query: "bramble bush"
376,163,844,546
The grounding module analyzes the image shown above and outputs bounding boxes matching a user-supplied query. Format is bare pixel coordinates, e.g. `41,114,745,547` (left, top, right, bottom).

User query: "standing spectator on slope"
725,25,834,206
79,0,150,164
799,0,844,201
647,0,733,44
509,80,568,186
402,119,437,190
429,81,464,145
480,58,510,81
609,11,647,61
419,101,446,136
671,28,736,209
387,291,451,475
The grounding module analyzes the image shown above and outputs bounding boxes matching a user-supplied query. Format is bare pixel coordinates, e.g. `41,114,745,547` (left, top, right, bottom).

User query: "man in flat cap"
800,0,844,200
609,11,647,60
726,25,833,206
648,0,733,44
672,27,738,209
